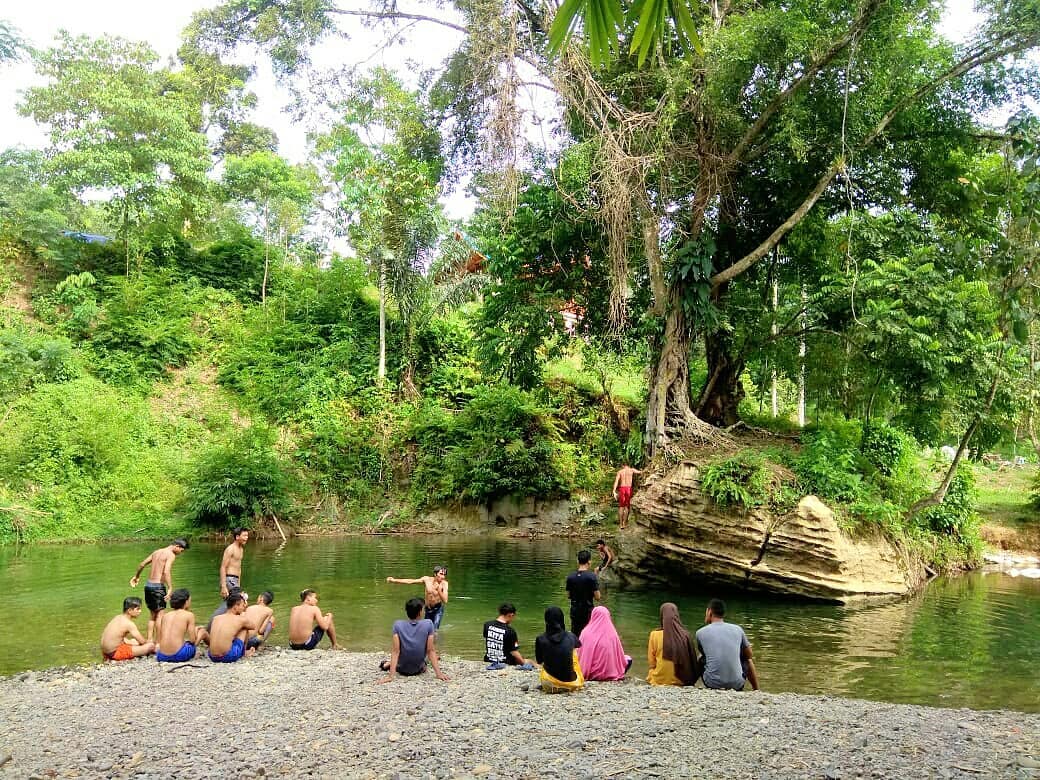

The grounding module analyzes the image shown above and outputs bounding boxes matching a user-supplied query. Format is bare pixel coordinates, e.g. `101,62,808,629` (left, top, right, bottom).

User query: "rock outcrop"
618,460,925,602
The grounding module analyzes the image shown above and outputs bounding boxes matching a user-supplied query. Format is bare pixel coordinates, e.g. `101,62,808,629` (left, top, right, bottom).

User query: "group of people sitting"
487,598,759,694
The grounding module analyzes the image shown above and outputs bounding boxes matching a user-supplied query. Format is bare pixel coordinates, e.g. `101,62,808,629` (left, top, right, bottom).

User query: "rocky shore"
2,652,1038,779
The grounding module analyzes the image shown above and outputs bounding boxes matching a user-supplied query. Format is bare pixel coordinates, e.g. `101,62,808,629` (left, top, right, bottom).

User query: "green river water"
1,535,1038,712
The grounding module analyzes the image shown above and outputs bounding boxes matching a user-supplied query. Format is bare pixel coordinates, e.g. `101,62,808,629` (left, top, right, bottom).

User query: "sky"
0,0,992,223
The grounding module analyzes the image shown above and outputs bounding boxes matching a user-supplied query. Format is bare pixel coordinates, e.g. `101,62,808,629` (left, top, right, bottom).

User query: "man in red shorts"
612,463,642,529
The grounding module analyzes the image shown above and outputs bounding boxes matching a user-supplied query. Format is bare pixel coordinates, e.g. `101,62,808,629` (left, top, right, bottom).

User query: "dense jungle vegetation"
1,2,1039,571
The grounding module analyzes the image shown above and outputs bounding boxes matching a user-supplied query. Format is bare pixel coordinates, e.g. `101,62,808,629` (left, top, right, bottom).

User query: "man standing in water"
565,550,600,637
612,464,642,529
219,527,249,598
386,565,449,630
128,538,189,642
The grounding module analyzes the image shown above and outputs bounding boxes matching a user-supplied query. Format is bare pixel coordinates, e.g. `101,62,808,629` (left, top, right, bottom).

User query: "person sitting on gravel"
483,602,534,670
535,606,584,693
577,605,631,681
289,589,340,650
695,598,759,692
100,597,155,662
156,589,205,663
647,602,699,686
208,593,257,663
245,590,275,651
206,587,246,634
379,597,450,683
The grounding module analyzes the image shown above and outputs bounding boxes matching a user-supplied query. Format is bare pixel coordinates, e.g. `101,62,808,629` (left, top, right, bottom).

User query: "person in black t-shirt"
565,550,601,636
482,602,532,669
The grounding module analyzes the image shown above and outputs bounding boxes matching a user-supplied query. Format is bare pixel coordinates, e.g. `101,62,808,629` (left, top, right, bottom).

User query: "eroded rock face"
619,461,924,602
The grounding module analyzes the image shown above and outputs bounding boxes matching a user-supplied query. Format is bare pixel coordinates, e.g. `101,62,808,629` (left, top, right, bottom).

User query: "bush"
701,453,772,508
191,233,267,300
407,385,575,507
860,422,914,477
918,467,979,537
183,426,293,527
793,421,864,502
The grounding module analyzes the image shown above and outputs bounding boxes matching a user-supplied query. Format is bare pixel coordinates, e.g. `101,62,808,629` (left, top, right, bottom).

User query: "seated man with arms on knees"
245,590,275,651
483,602,533,670
156,588,205,663
208,592,257,663
100,597,155,661
378,597,450,683
289,589,340,650
695,598,760,691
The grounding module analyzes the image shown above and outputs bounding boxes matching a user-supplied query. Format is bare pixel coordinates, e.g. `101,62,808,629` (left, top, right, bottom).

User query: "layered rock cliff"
618,460,925,602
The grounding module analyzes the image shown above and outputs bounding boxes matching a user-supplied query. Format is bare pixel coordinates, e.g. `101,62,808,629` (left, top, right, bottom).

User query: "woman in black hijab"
535,606,585,692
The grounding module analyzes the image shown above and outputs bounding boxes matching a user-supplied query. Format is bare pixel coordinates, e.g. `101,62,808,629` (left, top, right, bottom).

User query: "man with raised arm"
385,565,449,630
612,464,642,529
219,527,249,598
128,538,189,642
288,589,340,650
378,597,450,683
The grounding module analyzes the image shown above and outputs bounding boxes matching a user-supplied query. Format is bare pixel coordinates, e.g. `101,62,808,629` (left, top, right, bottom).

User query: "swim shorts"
103,643,136,662
144,581,168,612
617,485,632,508
290,627,325,651
425,602,444,630
209,638,245,663
225,574,240,592
156,642,197,663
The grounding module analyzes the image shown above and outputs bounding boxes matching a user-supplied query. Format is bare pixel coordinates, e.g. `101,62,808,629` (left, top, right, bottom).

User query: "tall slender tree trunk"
261,198,270,304
771,277,779,418
377,257,387,385
798,284,807,427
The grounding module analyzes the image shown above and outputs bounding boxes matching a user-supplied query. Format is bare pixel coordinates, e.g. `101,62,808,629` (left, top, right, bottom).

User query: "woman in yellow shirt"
647,602,699,686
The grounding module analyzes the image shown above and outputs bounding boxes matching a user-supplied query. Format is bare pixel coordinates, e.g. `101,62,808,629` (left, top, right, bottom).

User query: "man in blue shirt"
379,598,450,682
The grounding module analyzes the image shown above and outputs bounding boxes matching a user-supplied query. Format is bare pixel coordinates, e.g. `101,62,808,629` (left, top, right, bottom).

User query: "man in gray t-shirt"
379,597,449,682
695,598,760,691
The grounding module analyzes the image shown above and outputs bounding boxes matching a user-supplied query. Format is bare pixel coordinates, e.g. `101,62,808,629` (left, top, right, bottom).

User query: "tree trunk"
696,329,745,427
645,285,719,454
261,198,270,305
771,277,778,418
797,284,807,427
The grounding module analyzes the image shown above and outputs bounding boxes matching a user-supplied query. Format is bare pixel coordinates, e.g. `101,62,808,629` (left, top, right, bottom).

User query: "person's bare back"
209,611,256,657
245,603,273,638
156,608,197,656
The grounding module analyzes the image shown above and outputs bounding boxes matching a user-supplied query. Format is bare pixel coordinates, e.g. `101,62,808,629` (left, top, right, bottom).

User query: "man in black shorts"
565,550,600,636
288,589,340,650
128,539,189,642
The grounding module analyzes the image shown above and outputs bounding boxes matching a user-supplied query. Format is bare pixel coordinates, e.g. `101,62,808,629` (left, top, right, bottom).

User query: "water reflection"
0,537,1037,712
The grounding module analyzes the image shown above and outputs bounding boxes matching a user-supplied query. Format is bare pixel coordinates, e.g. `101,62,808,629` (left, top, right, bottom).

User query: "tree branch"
728,0,886,163
329,8,467,34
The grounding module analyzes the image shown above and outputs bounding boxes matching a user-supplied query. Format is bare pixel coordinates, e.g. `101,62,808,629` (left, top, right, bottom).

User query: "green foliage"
793,422,864,503
0,327,79,403
701,453,772,508
860,422,916,478
407,385,575,507
190,232,267,299
183,425,293,527
918,469,980,537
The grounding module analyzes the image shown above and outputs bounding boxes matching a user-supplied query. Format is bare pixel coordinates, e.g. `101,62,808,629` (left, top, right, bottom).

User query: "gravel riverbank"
1,650,1038,779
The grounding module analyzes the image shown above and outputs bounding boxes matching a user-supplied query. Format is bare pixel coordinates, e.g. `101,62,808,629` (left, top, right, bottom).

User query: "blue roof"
62,231,112,245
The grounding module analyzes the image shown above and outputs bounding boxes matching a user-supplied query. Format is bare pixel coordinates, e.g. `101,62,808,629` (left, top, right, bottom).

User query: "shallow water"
1,535,1038,712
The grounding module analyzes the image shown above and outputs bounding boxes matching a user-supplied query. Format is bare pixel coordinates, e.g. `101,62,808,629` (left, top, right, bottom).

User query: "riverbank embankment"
2,652,1038,779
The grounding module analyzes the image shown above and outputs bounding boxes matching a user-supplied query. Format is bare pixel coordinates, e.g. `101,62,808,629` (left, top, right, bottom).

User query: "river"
1,535,1037,712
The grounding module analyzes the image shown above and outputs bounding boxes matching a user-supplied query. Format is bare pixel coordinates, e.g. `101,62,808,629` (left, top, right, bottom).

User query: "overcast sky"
0,0,989,221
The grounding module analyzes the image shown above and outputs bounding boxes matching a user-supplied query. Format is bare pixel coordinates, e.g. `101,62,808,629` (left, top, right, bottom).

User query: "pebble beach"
2,650,1039,779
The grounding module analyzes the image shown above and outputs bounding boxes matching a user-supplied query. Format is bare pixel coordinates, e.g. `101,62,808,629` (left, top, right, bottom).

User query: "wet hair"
433,565,447,575
577,549,592,564
258,590,274,605
595,539,606,547
498,602,516,616
405,597,425,619
299,589,316,602
707,598,726,618
172,538,190,550
123,597,142,612
226,593,246,609
232,527,248,538
170,589,191,610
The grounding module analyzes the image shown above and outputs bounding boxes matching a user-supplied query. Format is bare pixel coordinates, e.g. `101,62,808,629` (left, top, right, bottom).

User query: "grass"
545,350,645,408
974,464,1037,529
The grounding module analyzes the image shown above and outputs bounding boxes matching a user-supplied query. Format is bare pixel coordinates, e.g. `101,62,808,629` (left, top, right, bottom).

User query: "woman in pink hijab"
577,605,632,681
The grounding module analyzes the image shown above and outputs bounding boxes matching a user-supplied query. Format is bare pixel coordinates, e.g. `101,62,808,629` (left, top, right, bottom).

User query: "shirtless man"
208,593,257,663
612,464,642,529
244,590,275,650
156,588,205,663
100,597,155,661
288,589,340,650
386,565,449,630
129,538,189,641
594,539,616,575
219,527,249,598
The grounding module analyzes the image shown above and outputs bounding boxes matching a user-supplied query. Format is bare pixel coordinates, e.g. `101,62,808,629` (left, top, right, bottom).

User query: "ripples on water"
0,537,1037,712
